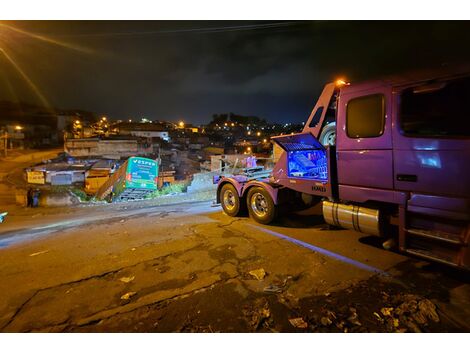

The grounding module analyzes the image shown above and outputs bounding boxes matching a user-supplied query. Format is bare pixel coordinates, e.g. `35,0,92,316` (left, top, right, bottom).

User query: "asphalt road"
0,200,468,332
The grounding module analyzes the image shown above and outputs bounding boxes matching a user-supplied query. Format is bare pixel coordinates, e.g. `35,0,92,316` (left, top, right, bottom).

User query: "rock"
289,317,308,329
249,268,266,280
119,276,135,283
418,299,439,323
120,291,137,300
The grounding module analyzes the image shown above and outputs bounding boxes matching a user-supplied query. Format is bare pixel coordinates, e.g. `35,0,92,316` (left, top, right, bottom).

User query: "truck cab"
216,66,470,269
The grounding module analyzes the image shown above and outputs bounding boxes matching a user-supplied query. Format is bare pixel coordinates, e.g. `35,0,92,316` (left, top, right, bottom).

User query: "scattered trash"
263,284,283,293
320,316,333,326
417,299,439,323
243,298,272,330
347,307,361,326
249,268,266,281
0,212,8,223
373,312,383,322
119,276,135,283
121,291,137,300
380,307,394,317
29,250,49,257
289,317,308,329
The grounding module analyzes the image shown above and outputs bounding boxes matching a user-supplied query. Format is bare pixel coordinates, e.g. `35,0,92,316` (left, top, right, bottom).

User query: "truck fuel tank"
323,200,382,236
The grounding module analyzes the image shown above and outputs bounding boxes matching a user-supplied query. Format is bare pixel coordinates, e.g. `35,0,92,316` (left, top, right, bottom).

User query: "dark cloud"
1,21,469,123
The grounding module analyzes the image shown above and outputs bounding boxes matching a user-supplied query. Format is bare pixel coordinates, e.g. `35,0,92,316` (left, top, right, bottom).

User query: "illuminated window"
346,94,385,138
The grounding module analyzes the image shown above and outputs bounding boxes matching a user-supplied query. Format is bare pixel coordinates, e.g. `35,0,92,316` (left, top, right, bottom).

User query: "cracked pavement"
0,200,468,332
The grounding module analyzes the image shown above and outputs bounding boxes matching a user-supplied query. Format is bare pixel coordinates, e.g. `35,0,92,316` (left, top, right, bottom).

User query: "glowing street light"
256,131,261,136
14,125,23,131
74,120,80,124
178,121,185,128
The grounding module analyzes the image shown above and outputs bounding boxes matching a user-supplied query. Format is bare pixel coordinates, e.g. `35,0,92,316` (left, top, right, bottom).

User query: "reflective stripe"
247,224,388,276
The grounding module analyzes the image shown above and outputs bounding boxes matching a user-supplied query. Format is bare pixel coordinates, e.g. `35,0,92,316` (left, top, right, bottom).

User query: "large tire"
319,122,336,146
246,187,277,224
220,183,242,217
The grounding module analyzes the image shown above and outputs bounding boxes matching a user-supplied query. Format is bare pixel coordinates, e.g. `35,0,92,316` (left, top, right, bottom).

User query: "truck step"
405,228,464,246
404,248,459,267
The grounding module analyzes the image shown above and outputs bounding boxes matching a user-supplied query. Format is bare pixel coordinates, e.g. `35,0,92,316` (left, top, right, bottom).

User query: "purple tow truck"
216,66,470,270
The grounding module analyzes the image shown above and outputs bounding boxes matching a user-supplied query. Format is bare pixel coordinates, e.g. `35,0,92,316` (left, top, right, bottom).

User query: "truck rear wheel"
220,184,243,217
247,187,277,224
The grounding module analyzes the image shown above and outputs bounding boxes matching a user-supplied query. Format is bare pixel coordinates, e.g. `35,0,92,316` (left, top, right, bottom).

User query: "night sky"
1,21,469,124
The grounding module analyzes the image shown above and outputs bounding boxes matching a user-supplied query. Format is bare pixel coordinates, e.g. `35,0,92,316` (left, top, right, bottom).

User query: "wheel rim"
322,130,336,146
223,189,237,211
250,192,268,217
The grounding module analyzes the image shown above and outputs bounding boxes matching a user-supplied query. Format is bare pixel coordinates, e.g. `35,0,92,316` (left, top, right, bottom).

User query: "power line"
52,21,305,38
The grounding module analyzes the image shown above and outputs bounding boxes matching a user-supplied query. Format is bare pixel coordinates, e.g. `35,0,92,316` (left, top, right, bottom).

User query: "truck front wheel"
247,187,277,224
220,184,243,217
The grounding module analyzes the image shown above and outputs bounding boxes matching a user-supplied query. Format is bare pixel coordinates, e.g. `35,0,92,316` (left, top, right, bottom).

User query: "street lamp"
178,121,185,128
14,125,23,131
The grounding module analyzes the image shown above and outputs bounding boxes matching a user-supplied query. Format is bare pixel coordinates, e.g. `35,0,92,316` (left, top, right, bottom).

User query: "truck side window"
346,94,385,138
400,77,470,137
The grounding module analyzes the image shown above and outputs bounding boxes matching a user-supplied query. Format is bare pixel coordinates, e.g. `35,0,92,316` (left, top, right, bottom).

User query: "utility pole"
1,131,7,157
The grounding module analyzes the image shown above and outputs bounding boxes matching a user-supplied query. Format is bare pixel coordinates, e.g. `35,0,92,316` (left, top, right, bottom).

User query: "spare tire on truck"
220,183,244,216
247,186,277,224
319,122,336,146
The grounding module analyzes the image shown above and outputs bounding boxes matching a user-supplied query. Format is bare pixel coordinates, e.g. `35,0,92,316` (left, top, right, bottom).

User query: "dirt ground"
0,200,468,333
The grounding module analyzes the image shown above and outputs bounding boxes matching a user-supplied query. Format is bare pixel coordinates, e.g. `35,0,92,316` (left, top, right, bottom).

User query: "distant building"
64,137,153,159
115,122,170,142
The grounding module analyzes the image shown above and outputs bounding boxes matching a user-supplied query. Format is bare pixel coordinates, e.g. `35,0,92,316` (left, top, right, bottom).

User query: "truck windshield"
400,76,470,137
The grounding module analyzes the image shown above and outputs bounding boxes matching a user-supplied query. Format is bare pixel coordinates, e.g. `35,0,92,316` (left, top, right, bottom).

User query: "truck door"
336,84,394,191
392,76,470,198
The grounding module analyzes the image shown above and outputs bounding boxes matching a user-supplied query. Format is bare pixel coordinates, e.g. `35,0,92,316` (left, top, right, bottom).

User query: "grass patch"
146,182,188,198
70,187,94,202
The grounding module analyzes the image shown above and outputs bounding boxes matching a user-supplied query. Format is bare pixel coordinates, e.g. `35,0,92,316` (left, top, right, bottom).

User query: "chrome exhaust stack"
322,200,382,236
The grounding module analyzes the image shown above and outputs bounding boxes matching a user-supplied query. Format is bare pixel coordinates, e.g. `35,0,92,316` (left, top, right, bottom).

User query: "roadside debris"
347,308,361,326
0,212,8,223
380,307,394,317
249,268,266,281
119,276,135,283
263,284,283,293
29,250,49,257
242,298,272,330
121,291,137,300
289,317,308,329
